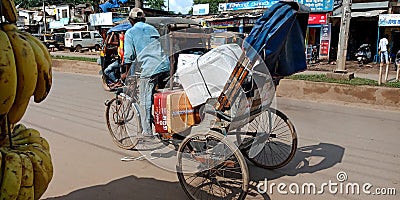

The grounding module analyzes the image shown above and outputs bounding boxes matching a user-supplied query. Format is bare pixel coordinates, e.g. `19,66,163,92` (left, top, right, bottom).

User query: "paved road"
23,72,399,199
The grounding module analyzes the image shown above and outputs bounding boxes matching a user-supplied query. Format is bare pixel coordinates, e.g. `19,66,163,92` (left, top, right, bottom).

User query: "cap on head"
129,8,145,19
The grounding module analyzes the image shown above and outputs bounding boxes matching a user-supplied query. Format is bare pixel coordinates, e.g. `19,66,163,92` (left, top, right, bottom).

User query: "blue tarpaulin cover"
243,1,310,77
106,23,132,34
99,0,129,13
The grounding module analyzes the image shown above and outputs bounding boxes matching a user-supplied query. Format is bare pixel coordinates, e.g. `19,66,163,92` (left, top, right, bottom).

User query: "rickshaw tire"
176,131,249,200
101,75,111,91
105,97,140,150
242,108,297,169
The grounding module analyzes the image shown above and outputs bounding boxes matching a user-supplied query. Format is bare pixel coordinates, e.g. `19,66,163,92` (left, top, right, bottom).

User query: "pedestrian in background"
379,35,389,64
378,34,389,84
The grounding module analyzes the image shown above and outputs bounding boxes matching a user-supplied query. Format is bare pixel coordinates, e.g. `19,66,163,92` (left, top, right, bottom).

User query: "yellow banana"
19,31,52,103
12,123,27,135
16,186,34,200
0,150,3,187
0,150,23,199
23,151,50,200
11,128,41,141
3,24,38,124
15,144,53,183
19,32,51,65
0,29,17,121
8,99,30,124
1,0,18,23
11,136,50,151
19,153,34,187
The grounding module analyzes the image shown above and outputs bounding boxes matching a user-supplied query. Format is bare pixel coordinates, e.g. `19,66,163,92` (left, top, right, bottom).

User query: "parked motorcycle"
355,44,371,64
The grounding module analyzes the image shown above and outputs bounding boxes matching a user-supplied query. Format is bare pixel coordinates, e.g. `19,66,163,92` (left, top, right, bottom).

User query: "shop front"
377,14,400,62
298,0,334,62
307,13,332,60
331,1,388,61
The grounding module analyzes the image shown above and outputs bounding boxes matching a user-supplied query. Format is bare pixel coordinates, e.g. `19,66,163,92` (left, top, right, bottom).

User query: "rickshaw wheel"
177,131,249,200
101,75,111,91
241,108,297,169
105,96,142,150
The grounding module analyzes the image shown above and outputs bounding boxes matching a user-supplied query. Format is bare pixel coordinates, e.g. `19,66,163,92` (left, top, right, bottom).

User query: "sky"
164,0,194,14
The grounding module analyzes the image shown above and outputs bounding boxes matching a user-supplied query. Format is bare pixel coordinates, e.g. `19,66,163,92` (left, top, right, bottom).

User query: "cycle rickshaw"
105,2,309,199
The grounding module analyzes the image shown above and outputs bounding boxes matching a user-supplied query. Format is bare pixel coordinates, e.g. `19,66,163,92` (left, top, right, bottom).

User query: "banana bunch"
1,0,18,23
0,23,52,124
0,2,54,199
0,124,53,200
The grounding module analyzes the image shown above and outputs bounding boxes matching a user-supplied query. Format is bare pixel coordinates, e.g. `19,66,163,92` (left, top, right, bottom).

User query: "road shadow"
45,175,187,200
46,143,344,200
246,142,345,199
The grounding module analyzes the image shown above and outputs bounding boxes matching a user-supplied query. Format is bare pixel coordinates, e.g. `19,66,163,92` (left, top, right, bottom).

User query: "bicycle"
105,75,141,150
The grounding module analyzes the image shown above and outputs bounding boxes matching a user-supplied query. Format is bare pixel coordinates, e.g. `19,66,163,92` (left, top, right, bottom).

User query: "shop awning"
331,10,387,18
331,1,388,18
351,1,388,10
351,10,387,18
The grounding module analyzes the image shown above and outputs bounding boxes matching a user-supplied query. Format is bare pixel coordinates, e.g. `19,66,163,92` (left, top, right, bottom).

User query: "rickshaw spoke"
177,131,248,200
242,108,297,169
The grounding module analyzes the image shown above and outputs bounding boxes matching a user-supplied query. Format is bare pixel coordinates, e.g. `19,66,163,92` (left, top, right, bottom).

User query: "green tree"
15,0,95,9
144,0,166,10
193,0,227,14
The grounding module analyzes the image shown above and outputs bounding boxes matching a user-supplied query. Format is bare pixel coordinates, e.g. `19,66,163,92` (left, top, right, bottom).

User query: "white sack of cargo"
177,44,242,107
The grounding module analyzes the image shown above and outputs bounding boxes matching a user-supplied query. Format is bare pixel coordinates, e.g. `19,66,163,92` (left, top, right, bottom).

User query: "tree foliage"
15,0,98,8
144,0,166,10
14,0,162,11
193,0,227,14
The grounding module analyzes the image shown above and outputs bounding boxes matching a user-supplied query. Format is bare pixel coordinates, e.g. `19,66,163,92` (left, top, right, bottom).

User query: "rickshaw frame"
104,2,309,199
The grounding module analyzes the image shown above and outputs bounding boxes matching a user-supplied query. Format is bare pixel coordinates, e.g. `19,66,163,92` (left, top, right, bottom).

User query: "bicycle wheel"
105,96,142,150
241,108,297,169
177,131,249,200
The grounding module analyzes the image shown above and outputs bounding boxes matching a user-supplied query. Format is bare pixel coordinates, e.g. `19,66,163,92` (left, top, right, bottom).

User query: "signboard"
219,0,279,11
110,7,130,15
379,14,400,27
308,13,328,24
319,23,331,58
49,21,65,29
243,18,258,27
297,0,334,12
193,4,209,15
89,12,113,26
334,0,342,8
219,0,334,12
208,19,239,28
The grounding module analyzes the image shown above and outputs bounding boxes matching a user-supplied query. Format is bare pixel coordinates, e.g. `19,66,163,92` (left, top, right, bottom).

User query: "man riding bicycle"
122,8,170,139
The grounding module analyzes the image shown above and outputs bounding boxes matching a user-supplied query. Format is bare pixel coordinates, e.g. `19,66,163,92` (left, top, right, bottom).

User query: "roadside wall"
52,59,101,76
277,79,400,108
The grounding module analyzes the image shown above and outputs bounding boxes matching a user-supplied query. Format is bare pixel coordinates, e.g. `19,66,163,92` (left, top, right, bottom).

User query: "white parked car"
65,31,103,52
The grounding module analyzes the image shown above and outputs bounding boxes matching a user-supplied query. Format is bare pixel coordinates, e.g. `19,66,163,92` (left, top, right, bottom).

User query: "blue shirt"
124,21,170,78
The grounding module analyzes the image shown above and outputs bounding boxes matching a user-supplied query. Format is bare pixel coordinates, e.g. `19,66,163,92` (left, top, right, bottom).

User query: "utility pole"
43,0,46,33
335,0,352,72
